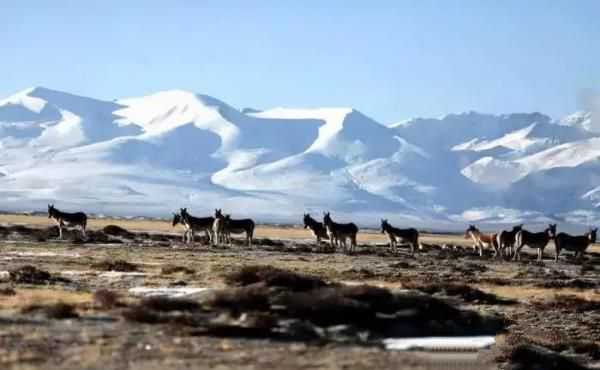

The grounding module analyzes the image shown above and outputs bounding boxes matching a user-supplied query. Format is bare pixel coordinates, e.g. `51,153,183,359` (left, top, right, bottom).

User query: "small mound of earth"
102,225,135,239
496,344,588,370
91,259,138,272
404,281,516,305
9,265,71,285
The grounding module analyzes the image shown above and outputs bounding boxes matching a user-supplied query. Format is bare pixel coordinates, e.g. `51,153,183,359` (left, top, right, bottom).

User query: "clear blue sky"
1,1,598,123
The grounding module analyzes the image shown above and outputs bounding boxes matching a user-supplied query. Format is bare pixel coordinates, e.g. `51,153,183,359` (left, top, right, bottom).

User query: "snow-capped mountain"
0,87,598,230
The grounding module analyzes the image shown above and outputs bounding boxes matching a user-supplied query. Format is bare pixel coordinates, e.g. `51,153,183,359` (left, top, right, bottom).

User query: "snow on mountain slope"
0,86,599,228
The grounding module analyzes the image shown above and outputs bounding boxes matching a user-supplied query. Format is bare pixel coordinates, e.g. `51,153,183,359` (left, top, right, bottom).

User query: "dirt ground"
0,215,599,369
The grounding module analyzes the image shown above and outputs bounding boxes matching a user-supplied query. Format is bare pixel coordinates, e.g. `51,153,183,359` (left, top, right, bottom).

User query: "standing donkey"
174,208,214,244
223,214,255,247
513,224,557,261
464,225,500,257
212,209,226,246
496,224,523,258
380,219,419,255
303,213,332,251
554,228,597,262
323,212,358,254
47,204,87,240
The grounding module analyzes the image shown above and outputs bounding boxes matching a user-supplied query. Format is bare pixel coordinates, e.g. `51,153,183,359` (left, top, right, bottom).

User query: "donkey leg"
58,225,63,240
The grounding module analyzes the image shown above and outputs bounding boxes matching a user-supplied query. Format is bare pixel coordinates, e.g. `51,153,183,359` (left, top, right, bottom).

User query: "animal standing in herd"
554,228,597,262
303,213,331,251
464,225,499,257
47,204,87,240
323,212,358,254
381,219,420,255
513,224,557,261
172,208,214,244
34,204,600,262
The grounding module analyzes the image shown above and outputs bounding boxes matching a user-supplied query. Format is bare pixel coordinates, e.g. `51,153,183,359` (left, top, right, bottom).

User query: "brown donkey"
303,213,332,251
464,225,499,257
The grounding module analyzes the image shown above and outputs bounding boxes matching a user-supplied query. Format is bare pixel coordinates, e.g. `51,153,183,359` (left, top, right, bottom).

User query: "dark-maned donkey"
223,214,255,247
554,227,597,262
173,208,214,244
513,224,557,261
47,204,87,240
303,213,331,250
323,212,358,254
464,225,499,257
380,219,419,255
496,224,523,258
212,209,226,246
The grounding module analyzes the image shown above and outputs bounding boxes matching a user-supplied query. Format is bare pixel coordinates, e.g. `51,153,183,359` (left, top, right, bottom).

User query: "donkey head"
380,219,389,234
589,228,598,243
464,224,477,238
47,204,55,218
513,224,523,232
172,213,181,227
547,224,557,238
214,209,223,219
303,213,310,228
323,212,332,226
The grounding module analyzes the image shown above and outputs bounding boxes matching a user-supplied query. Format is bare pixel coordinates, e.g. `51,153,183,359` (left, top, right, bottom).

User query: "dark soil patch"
224,265,328,291
102,225,135,239
21,302,79,319
92,289,121,309
161,265,195,275
91,259,138,272
0,286,16,296
139,296,200,312
9,265,71,285
531,295,600,313
497,343,588,370
404,282,516,305
538,279,597,289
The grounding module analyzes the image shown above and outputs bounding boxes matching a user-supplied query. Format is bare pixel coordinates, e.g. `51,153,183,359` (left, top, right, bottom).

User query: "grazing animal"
323,212,358,254
223,214,255,247
554,228,597,262
175,208,214,244
303,213,331,250
496,224,523,258
380,219,419,255
47,204,87,240
464,225,499,257
513,224,557,261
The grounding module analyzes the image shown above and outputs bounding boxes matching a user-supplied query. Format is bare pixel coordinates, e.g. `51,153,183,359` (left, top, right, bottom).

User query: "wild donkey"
223,214,255,247
212,209,226,246
496,224,523,258
47,204,87,240
513,224,557,261
303,213,332,251
212,209,254,247
173,208,214,244
554,228,597,262
380,219,419,255
464,225,499,257
323,212,358,254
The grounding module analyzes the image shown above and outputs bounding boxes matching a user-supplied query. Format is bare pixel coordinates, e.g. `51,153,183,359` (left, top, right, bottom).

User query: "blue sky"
1,1,598,123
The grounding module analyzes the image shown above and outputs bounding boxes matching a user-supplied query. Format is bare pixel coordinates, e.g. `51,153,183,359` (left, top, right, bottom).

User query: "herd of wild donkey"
45,204,598,262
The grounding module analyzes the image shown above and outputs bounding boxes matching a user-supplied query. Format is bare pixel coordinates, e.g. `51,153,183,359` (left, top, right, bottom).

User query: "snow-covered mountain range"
0,87,598,230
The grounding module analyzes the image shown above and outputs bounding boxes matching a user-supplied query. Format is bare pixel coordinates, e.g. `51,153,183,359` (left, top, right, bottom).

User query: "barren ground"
1,215,599,370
